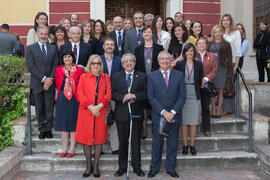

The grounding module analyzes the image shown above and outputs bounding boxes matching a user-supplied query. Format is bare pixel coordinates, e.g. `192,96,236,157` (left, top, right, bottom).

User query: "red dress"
75,72,111,145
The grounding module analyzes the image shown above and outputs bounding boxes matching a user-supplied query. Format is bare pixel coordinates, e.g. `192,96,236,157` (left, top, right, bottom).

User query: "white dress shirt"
71,41,80,65
223,30,242,64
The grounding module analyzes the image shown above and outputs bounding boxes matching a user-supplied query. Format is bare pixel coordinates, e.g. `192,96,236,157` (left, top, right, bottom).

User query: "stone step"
31,133,250,154
31,116,248,136
21,151,258,172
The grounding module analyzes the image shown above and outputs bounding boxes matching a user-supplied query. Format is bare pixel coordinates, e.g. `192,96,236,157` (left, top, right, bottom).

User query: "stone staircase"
21,115,259,172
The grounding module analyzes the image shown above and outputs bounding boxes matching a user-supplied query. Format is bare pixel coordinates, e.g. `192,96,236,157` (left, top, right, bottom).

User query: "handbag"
206,82,218,97
104,73,115,126
223,77,235,98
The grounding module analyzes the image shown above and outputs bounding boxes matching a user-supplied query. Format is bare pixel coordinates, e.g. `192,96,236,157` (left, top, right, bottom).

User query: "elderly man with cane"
111,53,147,178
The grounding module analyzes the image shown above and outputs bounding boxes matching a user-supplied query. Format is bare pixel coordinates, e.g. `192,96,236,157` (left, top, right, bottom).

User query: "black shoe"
167,170,179,178
45,131,53,139
112,149,119,155
82,166,93,177
114,168,126,177
133,168,145,177
182,146,188,155
93,167,100,178
148,170,158,178
39,132,45,139
190,146,197,156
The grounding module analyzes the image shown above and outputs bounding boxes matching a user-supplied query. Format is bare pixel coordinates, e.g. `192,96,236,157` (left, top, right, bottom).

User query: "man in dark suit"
0,24,19,55
26,26,58,139
147,51,186,178
109,16,125,57
124,11,144,54
100,37,122,155
60,26,93,67
112,53,147,177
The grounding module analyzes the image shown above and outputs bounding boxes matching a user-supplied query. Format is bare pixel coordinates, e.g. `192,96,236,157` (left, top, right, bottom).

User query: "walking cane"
126,100,140,180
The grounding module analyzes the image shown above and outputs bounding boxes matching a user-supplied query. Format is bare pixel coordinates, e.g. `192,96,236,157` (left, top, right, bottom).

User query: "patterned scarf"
63,65,77,100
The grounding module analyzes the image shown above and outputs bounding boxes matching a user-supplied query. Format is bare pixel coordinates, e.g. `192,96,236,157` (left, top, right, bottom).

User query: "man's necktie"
164,71,169,87
126,73,132,89
137,29,143,44
41,44,47,58
118,31,122,56
73,44,77,59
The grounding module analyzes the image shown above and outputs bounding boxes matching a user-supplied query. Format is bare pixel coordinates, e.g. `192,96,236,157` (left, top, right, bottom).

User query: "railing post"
249,93,253,153
27,91,32,155
235,70,240,118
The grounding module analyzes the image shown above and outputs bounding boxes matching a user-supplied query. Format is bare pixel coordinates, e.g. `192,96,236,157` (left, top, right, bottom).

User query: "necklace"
145,47,152,64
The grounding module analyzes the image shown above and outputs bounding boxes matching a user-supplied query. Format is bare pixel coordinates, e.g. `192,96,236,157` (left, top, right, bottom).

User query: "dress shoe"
39,132,45,139
93,167,100,178
190,146,197,156
133,168,145,177
148,170,158,178
205,132,211,137
167,170,179,178
82,167,93,177
211,114,217,118
182,146,188,155
59,152,67,158
45,131,53,139
114,168,126,177
112,149,119,155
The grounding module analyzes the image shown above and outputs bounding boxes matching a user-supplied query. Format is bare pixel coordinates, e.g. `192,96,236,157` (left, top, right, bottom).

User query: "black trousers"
256,57,270,82
116,119,142,171
200,88,211,133
32,87,55,133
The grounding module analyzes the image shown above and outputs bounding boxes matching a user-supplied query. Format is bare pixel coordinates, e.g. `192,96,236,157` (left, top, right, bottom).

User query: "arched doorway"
105,0,167,20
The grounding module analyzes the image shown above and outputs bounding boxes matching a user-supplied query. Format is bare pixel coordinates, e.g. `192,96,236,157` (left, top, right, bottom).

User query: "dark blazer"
111,71,147,122
81,36,100,55
26,42,59,92
175,60,203,100
59,40,93,67
124,28,144,54
109,30,126,56
253,31,270,59
134,42,164,73
147,69,186,125
100,54,123,77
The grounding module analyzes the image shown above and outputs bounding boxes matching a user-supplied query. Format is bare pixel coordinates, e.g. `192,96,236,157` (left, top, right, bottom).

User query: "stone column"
90,0,105,22
166,0,183,18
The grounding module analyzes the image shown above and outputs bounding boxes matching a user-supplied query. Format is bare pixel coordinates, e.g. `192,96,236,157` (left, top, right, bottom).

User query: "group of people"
0,9,264,179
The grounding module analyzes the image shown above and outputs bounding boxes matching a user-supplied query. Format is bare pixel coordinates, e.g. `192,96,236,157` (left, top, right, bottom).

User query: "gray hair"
37,25,49,32
121,53,136,63
144,14,154,20
69,26,82,35
157,51,172,61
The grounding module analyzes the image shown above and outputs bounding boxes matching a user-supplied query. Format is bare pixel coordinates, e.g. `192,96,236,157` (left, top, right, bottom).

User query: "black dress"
55,76,79,132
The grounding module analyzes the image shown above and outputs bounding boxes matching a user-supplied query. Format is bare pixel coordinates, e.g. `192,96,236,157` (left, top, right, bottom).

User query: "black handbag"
206,82,218,97
223,77,235,98
104,73,115,126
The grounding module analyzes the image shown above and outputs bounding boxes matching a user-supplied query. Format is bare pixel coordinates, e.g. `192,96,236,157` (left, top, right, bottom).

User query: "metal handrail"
27,91,32,155
235,67,253,153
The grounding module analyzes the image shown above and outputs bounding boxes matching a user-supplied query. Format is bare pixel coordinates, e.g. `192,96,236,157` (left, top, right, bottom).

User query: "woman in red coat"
75,54,111,178
55,50,84,158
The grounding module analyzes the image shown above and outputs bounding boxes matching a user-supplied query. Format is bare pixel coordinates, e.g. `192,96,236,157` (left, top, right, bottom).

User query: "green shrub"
0,55,26,151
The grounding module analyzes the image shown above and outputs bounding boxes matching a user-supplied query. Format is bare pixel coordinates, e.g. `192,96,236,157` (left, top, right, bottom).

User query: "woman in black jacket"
253,20,270,82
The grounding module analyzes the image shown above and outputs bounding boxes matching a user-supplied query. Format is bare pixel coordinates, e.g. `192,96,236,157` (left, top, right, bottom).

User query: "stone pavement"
14,169,269,180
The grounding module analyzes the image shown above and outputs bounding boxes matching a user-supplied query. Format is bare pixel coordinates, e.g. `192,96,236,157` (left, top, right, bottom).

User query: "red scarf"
63,65,77,100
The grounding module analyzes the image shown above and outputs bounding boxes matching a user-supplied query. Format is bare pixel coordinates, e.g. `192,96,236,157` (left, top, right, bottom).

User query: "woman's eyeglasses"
91,62,101,66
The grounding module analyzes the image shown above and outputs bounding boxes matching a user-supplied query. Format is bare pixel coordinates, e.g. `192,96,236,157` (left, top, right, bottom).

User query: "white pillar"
90,0,105,21
166,0,183,18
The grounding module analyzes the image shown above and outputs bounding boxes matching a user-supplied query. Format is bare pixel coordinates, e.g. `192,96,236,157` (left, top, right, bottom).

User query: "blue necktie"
137,29,142,44
118,31,122,56
126,74,132,88
41,44,47,58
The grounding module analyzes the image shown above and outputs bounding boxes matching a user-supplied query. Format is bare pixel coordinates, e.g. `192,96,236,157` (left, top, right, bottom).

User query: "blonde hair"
219,14,236,34
59,17,71,26
236,23,247,39
80,19,93,36
211,25,225,42
123,17,134,30
86,54,104,74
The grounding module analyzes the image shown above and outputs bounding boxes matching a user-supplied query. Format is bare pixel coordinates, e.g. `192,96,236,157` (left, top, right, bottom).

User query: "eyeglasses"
91,62,101,66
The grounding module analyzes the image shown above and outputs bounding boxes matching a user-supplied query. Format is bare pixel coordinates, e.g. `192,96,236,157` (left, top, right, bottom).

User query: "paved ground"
14,169,269,180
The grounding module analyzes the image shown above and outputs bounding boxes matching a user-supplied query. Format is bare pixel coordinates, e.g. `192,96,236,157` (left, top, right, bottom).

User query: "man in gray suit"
26,26,59,139
124,11,144,54
0,24,18,55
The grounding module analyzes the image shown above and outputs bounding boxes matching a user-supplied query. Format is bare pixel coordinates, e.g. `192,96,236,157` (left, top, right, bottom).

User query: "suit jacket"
81,36,100,54
175,60,203,100
134,42,164,73
111,71,147,122
100,54,123,77
0,32,18,55
124,28,144,54
147,69,186,125
26,42,59,92
60,40,93,67
109,30,126,56
197,51,217,83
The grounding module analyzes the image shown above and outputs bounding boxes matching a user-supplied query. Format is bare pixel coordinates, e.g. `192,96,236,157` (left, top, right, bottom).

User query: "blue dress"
55,76,79,132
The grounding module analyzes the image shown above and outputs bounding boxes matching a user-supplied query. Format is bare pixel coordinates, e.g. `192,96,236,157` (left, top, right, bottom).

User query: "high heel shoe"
83,166,93,177
190,146,197,156
94,167,100,178
182,146,188,155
